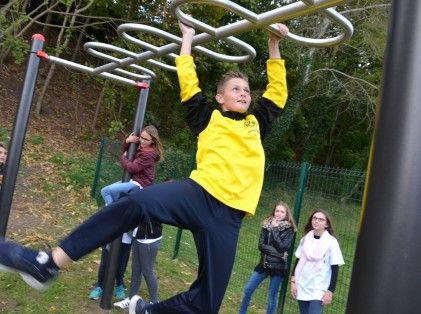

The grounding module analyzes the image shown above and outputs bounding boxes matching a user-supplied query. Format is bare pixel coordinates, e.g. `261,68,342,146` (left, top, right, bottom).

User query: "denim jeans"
239,270,283,314
100,181,138,205
298,300,323,314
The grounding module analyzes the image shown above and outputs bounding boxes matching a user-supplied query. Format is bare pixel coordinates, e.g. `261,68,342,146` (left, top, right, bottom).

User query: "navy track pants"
60,178,244,313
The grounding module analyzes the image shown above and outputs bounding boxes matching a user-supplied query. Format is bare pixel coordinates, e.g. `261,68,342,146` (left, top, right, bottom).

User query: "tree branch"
341,3,391,15
312,68,379,90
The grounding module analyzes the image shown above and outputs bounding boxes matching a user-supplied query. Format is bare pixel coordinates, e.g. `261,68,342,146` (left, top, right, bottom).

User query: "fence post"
91,139,106,199
278,161,310,313
172,228,184,259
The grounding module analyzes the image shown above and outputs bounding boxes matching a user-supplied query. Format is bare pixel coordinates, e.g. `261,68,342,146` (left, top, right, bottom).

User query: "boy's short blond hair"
216,70,249,94
0,142,6,150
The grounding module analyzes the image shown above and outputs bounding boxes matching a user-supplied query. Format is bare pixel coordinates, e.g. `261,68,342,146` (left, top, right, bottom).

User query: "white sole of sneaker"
0,263,50,290
114,297,130,309
129,295,141,314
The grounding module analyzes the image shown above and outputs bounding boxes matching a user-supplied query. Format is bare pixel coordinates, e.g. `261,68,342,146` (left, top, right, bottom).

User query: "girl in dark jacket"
239,201,297,314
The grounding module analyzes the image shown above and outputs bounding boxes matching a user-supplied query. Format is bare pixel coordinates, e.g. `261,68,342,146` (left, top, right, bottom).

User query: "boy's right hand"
178,20,195,37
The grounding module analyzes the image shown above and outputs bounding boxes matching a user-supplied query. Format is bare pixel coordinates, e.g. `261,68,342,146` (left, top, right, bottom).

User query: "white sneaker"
129,295,149,314
114,297,130,309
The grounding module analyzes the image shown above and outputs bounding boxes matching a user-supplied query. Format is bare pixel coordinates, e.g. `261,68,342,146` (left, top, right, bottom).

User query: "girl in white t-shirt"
290,209,344,314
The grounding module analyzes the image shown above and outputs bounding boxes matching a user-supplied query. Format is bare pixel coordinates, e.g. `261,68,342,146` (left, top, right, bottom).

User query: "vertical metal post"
0,34,45,237
278,162,309,313
100,80,150,310
346,1,421,313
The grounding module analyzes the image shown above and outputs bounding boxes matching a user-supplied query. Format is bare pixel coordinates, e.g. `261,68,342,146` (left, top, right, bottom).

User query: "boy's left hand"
178,20,195,36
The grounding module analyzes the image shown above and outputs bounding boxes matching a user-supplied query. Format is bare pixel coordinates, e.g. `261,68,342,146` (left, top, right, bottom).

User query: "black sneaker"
0,239,59,290
129,295,150,314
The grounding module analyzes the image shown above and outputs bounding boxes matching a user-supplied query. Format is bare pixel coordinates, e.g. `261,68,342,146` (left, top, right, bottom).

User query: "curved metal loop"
170,0,353,48
84,42,156,79
117,23,256,64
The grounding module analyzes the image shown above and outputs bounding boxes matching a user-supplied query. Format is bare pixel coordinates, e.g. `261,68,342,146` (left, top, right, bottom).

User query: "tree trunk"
35,1,73,115
41,5,55,39
70,16,90,64
69,6,94,78
282,18,332,129
325,106,340,165
35,0,96,115
117,92,123,119
92,81,109,132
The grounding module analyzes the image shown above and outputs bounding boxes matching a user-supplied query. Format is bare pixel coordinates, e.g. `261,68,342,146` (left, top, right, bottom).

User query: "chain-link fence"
92,139,365,314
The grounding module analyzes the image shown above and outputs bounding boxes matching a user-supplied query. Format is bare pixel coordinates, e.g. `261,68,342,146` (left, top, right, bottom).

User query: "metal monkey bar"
47,0,352,86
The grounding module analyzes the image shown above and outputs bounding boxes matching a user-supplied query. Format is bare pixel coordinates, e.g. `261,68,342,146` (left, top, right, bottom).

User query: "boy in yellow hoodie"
0,22,289,314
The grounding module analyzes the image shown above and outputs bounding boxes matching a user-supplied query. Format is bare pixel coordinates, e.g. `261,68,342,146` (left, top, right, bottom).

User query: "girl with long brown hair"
239,201,297,314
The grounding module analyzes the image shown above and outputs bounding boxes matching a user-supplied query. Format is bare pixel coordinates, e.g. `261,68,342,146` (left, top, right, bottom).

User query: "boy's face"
215,78,251,113
0,147,7,164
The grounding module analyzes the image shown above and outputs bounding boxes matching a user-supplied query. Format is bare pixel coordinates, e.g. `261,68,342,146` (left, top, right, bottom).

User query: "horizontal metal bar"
48,55,142,86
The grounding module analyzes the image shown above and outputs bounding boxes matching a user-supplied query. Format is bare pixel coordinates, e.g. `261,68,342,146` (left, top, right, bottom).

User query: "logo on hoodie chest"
244,120,259,135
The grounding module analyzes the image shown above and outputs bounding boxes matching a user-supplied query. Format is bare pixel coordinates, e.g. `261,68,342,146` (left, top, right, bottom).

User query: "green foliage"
0,127,10,143
1,35,30,64
65,156,97,190
167,128,195,151
48,151,97,191
107,120,125,137
29,135,44,145
49,152,65,164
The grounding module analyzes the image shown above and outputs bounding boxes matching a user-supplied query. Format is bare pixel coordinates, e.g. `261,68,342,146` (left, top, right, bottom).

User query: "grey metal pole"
278,162,309,313
346,1,421,313
0,34,45,237
100,80,150,309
